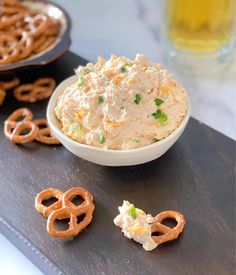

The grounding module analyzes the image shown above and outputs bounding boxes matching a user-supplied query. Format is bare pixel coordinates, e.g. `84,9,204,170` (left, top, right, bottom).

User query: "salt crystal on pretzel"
16,31,33,60
25,14,49,37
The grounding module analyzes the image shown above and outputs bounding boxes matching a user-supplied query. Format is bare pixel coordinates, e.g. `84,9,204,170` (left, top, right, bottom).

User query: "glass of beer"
162,0,236,74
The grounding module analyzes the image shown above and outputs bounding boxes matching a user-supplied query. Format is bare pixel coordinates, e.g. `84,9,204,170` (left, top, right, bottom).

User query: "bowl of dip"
47,54,190,166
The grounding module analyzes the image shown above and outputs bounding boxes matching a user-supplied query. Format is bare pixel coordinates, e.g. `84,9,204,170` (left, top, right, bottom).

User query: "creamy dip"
55,54,188,150
114,200,157,251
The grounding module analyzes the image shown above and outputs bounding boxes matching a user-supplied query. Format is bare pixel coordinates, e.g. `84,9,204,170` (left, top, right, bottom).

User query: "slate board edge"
0,217,64,275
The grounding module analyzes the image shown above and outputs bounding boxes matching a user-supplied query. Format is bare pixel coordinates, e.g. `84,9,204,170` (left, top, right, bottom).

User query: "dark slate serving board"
0,52,235,275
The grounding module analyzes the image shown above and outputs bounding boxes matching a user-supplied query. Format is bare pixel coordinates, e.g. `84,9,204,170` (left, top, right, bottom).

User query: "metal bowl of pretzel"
0,0,71,71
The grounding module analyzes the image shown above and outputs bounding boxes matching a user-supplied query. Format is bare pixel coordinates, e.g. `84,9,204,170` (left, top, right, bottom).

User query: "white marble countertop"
1,1,235,275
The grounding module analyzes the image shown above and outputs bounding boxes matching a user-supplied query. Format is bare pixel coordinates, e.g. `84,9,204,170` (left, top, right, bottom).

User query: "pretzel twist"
24,14,49,37
4,108,38,143
16,31,33,60
2,0,26,6
0,77,20,106
0,14,24,30
0,86,6,106
13,77,56,102
32,35,48,52
34,118,60,145
0,6,27,14
151,210,185,245
35,187,95,238
0,0,60,65
0,77,20,90
1,0,27,12
34,36,56,54
0,33,19,64
35,188,63,218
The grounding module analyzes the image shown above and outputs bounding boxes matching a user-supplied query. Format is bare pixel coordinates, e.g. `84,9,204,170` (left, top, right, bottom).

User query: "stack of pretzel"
4,107,60,144
0,76,60,145
35,187,95,238
0,0,60,64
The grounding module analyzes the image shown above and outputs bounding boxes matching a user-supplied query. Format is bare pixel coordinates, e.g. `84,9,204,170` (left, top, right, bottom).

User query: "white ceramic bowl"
47,75,190,166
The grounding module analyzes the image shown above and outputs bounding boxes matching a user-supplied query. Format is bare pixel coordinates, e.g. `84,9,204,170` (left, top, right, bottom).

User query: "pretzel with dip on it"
114,201,185,251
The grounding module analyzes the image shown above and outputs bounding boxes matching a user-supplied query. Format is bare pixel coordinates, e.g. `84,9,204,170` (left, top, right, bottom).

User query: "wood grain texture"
0,52,235,275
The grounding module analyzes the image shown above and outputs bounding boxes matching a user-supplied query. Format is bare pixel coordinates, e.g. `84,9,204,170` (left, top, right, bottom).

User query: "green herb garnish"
69,121,84,137
152,109,168,125
134,93,142,105
152,109,162,119
99,134,105,144
120,66,127,73
71,121,79,131
133,139,140,143
126,62,133,67
154,98,164,106
98,96,104,104
129,204,137,219
119,63,132,73
159,112,168,125
77,77,85,88
83,68,91,75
